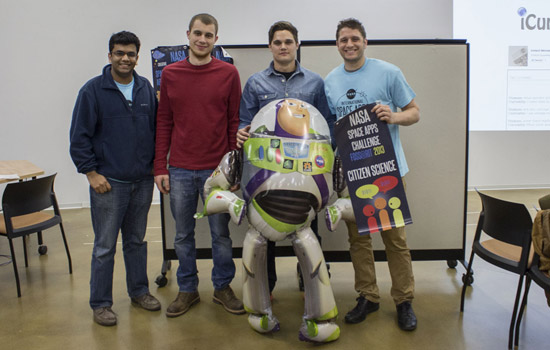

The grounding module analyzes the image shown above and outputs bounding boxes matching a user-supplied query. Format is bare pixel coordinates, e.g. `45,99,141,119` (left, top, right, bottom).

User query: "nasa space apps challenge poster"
334,103,412,235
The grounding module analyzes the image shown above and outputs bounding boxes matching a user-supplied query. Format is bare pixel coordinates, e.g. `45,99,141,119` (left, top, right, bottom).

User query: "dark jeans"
169,167,235,292
89,178,153,309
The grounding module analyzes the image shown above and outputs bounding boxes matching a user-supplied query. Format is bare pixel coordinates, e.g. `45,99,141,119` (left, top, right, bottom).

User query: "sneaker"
344,296,380,324
166,291,200,318
131,292,161,311
93,306,117,326
213,285,245,314
396,301,417,331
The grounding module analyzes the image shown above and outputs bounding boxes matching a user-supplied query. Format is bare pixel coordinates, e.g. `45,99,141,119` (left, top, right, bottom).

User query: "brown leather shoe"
213,286,245,315
93,307,117,326
166,291,200,317
131,292,161,311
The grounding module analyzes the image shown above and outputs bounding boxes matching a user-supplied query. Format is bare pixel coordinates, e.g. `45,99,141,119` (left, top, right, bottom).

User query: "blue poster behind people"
150,45,234,97
334,103,412,235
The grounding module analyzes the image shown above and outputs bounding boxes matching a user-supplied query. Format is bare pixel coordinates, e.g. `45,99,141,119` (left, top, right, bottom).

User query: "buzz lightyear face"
276,99,310,137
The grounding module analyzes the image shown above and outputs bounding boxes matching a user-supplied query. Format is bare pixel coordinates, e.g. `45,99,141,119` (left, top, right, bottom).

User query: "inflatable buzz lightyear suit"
195,99,340,343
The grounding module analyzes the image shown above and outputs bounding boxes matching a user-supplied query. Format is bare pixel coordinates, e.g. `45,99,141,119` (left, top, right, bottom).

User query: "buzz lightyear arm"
195,150,247,225
325,155,355,232
333,155,346,195
204,149,242,196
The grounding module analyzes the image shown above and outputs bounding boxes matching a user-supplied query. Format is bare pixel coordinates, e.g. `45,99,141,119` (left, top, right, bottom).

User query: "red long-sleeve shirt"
154,58,241,174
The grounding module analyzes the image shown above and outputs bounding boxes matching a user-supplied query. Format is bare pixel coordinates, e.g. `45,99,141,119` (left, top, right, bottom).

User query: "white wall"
468,132,550,189
0,0,454,207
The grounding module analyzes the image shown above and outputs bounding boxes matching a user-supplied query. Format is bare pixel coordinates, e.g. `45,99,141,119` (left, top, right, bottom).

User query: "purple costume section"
244,168,276,202
313,174,330,208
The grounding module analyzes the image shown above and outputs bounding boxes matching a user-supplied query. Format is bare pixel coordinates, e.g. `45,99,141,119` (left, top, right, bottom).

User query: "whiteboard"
160,40,469,262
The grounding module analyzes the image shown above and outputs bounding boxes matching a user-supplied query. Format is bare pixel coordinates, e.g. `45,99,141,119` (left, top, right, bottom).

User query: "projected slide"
455,1,550,130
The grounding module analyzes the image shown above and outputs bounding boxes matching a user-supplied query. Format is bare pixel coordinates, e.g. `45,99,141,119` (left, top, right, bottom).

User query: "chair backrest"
539,194,550,210
2,174,57,218
477,190,533,247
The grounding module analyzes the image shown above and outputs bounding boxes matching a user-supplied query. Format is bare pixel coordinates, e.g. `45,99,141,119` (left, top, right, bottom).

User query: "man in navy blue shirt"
70,31,160,327
236,21,335,297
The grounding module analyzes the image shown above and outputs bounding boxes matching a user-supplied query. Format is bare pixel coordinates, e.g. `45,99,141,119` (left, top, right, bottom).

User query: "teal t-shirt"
324,58,416,176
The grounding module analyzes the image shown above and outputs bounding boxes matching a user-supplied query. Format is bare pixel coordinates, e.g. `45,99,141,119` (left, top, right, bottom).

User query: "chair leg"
509,275,526,350
8,238,22,297
37,230,47,255
460,249,476,312
58,222,72,274
514,276,532,349
22,235,29,267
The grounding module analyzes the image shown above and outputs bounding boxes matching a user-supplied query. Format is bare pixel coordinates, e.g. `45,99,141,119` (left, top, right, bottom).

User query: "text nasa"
346,108,397,181
347,108,380,148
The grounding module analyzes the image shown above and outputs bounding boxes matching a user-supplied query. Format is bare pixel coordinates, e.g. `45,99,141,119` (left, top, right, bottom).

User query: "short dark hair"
268,21,299,44
336,18,367,40
189,13,219,35
109,31,141,53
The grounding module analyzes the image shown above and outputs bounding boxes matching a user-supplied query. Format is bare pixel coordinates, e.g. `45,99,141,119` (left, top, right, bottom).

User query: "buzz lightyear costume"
195,99,340,343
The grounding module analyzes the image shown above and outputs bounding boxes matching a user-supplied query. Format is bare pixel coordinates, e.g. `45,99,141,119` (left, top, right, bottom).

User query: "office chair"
0,173,72,297
460,191,533,350
513,194,550,348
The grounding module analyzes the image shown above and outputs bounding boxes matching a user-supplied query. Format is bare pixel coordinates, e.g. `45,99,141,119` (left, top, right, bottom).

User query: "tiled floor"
0,189,548,350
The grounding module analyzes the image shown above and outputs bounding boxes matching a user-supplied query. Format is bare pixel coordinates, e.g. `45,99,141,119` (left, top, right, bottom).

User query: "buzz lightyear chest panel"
244,137,333,176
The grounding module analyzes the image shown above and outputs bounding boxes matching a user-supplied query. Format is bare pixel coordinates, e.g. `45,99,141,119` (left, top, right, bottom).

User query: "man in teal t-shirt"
324,18,420,331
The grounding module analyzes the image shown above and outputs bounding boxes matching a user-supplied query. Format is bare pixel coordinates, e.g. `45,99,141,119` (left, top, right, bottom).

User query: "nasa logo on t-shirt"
346,89,356,99
315,155,325,168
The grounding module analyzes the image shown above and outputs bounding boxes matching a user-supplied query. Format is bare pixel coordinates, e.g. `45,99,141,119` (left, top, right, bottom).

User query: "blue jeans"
89,178,153,309
169,167,235,292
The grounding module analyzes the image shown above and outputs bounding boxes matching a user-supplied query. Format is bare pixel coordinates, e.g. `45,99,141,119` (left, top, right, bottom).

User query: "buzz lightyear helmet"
249,99,331,140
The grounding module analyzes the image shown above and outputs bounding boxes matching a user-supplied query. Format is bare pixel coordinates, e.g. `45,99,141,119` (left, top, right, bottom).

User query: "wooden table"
0,160,45,184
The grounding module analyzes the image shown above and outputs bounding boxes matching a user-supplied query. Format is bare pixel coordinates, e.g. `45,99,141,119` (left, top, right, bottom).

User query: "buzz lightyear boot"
298,318,340,343
292,227,340,343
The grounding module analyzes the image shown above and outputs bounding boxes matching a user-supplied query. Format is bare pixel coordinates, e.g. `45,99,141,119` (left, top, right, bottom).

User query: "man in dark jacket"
70,31,160,327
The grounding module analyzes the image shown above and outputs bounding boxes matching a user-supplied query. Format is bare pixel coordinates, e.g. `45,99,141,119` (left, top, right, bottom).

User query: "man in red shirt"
154,13,244,317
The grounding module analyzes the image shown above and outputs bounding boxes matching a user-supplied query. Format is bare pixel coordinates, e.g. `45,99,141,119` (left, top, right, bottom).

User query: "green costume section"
252,199,303,232
243,137,334,175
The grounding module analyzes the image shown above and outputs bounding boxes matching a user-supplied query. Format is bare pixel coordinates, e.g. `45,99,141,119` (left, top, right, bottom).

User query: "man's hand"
236,125,251,149
155,174,170,194
371,104,395,124
371,100,420,126
86,171,111,194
